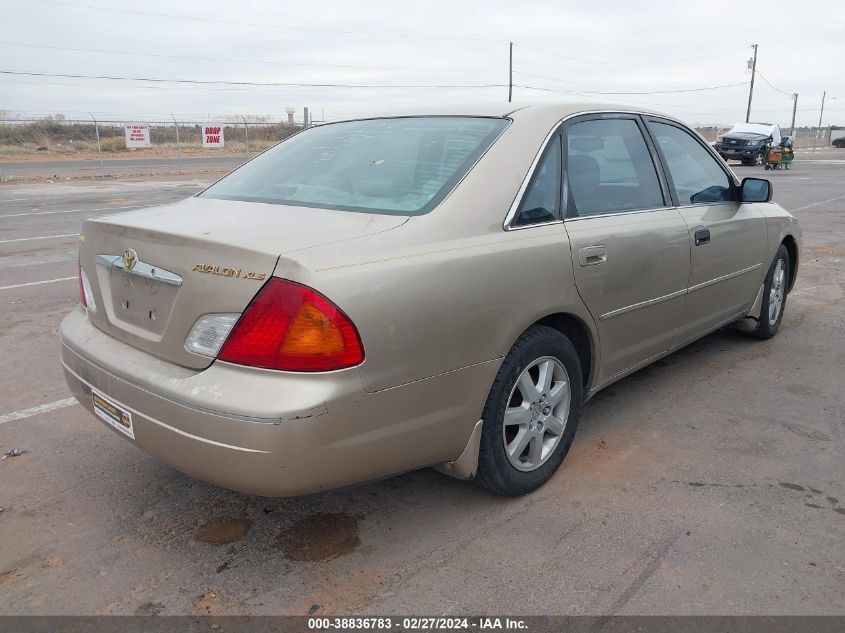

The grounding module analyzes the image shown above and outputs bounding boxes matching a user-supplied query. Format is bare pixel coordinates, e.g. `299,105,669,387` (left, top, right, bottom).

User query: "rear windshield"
200,116,509,215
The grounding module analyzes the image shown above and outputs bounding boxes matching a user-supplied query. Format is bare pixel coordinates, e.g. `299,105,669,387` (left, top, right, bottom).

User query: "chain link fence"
0,113,841,181
0,114,309,180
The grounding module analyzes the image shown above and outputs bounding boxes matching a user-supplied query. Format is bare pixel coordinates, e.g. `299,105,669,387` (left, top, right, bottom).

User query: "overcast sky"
1,0,842,127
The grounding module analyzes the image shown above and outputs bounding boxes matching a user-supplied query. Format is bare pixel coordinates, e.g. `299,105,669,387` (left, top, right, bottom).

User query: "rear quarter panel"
286,224,593,393
762,204,801,288
277,112,599,393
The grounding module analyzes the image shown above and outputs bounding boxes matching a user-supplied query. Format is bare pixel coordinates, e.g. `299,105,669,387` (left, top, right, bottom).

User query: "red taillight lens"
78,260,86,307
218,278,364,372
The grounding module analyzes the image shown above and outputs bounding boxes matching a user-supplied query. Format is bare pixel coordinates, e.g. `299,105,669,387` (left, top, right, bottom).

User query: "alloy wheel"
502,357,570,472
769,258,786,325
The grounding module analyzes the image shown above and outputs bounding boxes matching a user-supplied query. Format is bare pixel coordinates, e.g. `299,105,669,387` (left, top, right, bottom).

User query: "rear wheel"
476,325,583,496
750,244,790,339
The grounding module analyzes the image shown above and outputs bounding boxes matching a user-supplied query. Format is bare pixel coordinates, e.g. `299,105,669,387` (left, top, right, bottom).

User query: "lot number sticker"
92,389,135,439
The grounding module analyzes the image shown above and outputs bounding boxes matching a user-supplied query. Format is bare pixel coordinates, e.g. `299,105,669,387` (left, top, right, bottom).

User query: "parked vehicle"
61,103,801,497
832,136,845,148
715,122,782,166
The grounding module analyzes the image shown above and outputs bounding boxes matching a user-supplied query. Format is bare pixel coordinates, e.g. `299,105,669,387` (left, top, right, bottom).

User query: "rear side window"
512,135,561,227
201,117,509,216
565,118,665,216
648,122,736,205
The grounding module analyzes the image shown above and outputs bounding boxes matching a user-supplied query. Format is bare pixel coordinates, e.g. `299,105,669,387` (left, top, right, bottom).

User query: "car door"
562,114,691,386
644,118,768,345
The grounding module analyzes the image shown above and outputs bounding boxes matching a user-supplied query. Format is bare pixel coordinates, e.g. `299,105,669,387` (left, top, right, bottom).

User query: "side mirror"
741,177,772,203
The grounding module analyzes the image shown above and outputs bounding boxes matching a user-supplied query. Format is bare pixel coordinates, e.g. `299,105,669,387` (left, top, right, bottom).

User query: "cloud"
1,0,842,127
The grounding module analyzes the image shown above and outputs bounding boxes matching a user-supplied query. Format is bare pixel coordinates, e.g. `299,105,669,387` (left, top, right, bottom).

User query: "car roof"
333,101,665,122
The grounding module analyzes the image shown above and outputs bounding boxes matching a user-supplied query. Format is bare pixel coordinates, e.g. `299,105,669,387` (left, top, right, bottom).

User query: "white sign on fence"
124,123,151,148
202,125,224,148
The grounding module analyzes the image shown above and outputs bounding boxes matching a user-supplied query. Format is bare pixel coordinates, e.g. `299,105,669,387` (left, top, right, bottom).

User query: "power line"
0,78,405,93
32,0,507,43
512,69,744,91
1,77,508,94
755,69,794,97
514,82,749,96
0,69,506,89
0,68,748,95
512,43,746,69
0,40,491,74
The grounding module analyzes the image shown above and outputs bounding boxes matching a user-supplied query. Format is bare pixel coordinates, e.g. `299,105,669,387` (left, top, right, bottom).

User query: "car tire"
750,244,790,339
476,325,583,496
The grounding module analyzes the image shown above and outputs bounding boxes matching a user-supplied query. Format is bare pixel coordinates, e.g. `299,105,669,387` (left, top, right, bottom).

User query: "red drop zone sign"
203,125,225,148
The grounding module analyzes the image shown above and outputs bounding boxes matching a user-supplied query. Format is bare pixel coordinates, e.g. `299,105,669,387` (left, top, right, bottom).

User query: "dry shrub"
99,136,126,152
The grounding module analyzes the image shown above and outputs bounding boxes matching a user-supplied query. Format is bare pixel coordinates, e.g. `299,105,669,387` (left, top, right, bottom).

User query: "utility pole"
508,41,513,103
790,93,798,137
745,44,758,123
171,113,182,175
90,113,104,178
812,91,826,153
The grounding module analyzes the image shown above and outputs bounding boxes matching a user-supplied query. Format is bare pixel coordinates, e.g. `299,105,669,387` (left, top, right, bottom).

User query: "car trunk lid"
79,196,407,369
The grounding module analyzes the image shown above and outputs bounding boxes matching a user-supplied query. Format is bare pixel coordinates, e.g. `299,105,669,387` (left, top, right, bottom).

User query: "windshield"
728,123,774,136
200,116,509,215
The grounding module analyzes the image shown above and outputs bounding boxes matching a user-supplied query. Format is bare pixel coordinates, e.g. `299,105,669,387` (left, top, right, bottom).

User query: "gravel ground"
0,160,843,616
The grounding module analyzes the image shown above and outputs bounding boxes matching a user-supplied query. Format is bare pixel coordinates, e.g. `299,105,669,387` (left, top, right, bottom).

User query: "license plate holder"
108,270,177,336
92,388,135,439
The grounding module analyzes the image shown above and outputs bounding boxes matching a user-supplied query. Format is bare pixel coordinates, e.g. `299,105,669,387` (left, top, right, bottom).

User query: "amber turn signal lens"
281,303,346,357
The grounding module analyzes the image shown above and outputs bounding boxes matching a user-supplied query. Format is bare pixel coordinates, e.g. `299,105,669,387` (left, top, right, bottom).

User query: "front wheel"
750,244,790,339
476,325,583,496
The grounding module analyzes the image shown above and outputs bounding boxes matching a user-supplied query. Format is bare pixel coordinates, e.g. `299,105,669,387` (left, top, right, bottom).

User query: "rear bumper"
60,307,496,496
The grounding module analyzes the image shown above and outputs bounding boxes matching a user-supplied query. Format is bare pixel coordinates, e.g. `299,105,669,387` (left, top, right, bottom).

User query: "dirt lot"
0,160,843,616
0,155,247,181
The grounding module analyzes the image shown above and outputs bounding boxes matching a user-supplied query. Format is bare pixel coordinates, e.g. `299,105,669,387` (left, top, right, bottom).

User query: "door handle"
578,245,607,267
694,228,711,246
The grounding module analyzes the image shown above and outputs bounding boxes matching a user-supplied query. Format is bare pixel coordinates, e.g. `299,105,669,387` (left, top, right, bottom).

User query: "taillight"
78,261,86,307
186,313,240,357
218,278,364,372
78,261,97,312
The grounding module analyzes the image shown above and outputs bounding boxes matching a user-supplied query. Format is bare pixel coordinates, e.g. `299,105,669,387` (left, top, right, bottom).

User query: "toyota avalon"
61,103,801,497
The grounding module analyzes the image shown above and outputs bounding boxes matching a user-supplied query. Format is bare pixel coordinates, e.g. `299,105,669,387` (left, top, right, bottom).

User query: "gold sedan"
61,103,800,496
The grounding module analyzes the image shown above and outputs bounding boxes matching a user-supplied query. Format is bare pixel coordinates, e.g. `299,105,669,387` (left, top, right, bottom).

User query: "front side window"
565,118,665,216
201,117,509,216
512,135,561,227
649,121,736,205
